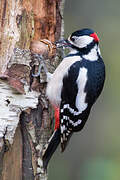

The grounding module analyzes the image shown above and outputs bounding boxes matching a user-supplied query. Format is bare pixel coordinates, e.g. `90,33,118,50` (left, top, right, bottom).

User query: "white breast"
46,55,81,107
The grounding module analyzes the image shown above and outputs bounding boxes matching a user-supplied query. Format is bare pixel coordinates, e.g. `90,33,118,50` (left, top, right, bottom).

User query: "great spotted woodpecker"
43,28,105,169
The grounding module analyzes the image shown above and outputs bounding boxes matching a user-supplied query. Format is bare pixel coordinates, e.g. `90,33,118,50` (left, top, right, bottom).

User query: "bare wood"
0,0,65,179
1,126,22,180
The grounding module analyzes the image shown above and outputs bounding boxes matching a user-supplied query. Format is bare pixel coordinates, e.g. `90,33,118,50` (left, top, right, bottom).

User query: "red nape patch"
54,108,60,130
90,32,99,42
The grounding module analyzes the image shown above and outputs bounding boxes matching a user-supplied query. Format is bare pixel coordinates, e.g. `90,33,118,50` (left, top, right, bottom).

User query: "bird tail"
61,131,73,152
42,129,60,170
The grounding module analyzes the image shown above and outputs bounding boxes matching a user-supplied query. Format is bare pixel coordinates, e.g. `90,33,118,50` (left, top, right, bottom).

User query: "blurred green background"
49,0,120,179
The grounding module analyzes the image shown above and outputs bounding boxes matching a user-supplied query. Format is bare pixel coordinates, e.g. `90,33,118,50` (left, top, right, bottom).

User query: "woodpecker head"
56,28,99,50
68,28,99,49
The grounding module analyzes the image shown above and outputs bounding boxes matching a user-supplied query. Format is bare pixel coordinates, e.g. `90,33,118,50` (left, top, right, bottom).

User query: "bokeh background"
49,0,120,179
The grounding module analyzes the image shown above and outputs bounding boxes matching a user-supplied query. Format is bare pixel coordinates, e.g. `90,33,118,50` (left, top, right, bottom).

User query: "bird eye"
70,36,77,42
71,38,75,42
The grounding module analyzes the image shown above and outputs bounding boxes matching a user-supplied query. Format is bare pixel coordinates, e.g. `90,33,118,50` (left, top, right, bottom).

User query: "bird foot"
32,54,52,82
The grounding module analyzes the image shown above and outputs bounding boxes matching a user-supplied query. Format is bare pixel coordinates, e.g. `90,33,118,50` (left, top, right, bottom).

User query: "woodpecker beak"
55,39,72,48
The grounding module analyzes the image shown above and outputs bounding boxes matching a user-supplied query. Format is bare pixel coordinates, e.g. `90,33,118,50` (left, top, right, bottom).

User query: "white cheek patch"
75,35,93,48
68,35,93,48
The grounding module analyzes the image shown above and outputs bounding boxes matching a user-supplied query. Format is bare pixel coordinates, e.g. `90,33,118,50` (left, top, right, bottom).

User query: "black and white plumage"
43,28,105,169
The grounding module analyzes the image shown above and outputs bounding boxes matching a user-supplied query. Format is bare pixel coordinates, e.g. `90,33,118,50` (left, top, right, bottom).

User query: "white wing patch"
76,67,88,113
68,35,93,49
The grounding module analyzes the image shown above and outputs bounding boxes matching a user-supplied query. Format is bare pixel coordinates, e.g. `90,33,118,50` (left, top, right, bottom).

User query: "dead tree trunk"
0,0,65,179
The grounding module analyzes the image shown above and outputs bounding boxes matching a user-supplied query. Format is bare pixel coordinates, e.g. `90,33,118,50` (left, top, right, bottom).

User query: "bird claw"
32,55,48,77
55,39,66,59
32,62,48,77
32,54,52,82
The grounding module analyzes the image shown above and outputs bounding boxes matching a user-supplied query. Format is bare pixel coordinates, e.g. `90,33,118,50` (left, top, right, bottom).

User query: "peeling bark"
0,0,65,179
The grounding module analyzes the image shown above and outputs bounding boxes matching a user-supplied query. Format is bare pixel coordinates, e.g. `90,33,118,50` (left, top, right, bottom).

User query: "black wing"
60,58,105,152
60,60,85,151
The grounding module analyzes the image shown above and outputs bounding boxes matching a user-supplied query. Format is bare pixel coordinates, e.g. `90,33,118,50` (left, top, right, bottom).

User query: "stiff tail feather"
42,129,60,170
61,130,73,152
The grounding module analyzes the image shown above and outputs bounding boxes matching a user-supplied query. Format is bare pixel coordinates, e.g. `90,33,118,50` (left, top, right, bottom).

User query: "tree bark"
0,0,65,179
